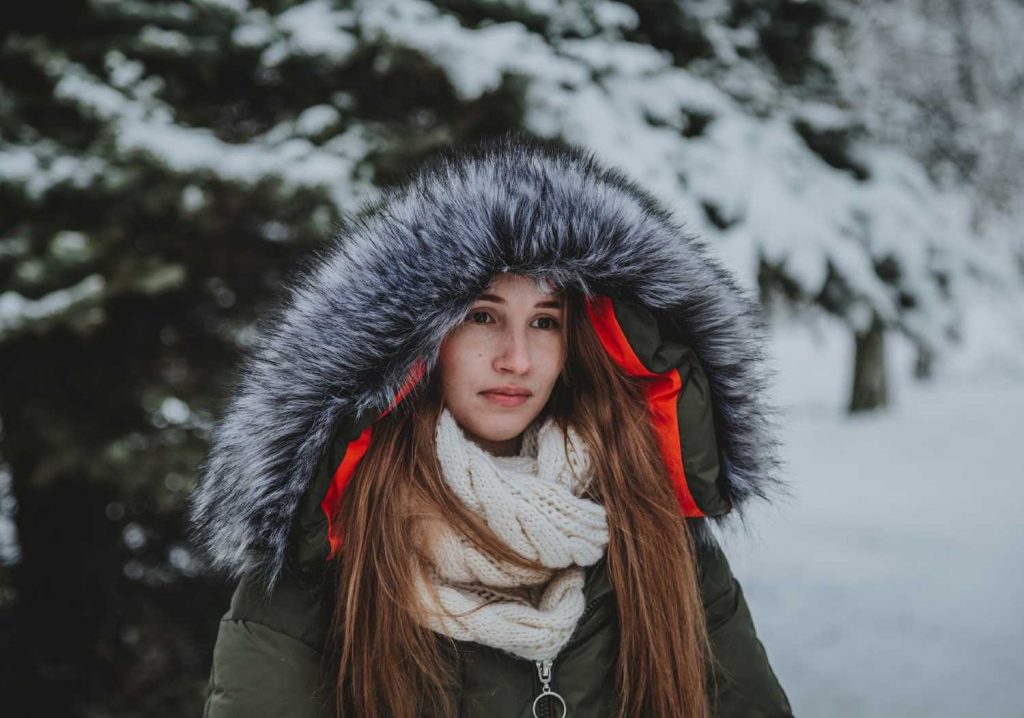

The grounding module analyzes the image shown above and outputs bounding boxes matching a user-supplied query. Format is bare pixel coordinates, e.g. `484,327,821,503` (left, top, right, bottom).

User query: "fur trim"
186,133,785,588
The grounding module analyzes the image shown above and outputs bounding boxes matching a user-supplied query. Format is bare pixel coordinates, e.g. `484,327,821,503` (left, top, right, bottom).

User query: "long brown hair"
324,284,712,717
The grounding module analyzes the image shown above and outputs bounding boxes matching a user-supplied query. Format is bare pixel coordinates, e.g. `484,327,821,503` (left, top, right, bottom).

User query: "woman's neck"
472,433,522,457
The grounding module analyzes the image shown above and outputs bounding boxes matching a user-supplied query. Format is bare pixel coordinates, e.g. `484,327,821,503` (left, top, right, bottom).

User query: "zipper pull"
533,658,568,718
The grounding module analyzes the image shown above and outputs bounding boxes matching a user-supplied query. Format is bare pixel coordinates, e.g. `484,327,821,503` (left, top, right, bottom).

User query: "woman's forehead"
484,272,561,297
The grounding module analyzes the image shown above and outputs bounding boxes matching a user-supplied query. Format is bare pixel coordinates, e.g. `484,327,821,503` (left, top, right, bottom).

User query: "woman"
188,135,793,718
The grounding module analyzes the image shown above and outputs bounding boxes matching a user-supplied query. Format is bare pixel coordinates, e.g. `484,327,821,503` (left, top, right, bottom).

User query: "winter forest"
1,0,1022,716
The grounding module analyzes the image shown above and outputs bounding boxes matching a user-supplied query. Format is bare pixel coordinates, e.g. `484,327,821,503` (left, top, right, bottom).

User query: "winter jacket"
187,134,793,717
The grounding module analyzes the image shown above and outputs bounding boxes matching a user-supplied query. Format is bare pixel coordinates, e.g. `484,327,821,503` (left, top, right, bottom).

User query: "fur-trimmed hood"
186,134,785,589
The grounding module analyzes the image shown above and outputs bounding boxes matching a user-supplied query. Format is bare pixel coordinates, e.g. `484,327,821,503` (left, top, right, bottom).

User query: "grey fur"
186,133,786,589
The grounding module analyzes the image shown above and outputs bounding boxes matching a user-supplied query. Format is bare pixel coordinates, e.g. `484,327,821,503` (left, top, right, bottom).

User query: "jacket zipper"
530,593,608,717
533,658,564,718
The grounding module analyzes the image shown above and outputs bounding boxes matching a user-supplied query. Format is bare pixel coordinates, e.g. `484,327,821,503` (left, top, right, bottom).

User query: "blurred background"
1,1,1022,716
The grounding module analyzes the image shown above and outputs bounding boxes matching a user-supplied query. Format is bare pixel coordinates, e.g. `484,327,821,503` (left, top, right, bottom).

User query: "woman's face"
438,273,566,457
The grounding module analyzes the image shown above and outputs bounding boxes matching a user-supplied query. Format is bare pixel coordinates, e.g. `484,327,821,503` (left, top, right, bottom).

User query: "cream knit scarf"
411,406,609,662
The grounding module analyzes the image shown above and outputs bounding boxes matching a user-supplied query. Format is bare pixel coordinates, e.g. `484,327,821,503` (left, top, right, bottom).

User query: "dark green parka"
188,136,793,717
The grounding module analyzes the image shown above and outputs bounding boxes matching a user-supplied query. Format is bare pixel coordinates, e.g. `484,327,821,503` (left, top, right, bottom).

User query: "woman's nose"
494,329,531,373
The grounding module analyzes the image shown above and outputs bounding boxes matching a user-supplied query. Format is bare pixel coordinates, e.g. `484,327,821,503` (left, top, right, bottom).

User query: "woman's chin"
464,405,535,435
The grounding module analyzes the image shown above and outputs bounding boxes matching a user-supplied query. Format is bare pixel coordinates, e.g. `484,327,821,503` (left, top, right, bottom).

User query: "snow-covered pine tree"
0,0,449,712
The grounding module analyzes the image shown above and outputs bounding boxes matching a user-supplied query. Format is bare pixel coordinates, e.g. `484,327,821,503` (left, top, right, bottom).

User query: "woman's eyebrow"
476,293,562,309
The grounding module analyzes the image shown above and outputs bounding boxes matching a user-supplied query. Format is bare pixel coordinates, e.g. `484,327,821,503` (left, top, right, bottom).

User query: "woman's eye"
465,311,559,329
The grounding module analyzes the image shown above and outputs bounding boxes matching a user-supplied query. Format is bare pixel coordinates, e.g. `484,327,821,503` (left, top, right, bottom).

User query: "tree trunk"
849,314,889,412
914,344,935,380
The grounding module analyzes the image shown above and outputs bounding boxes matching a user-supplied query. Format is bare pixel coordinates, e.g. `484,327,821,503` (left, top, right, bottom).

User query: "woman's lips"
480,391,530,407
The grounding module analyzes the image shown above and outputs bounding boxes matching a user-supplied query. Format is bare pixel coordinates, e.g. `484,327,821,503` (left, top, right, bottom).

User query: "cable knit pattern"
412,407,609,662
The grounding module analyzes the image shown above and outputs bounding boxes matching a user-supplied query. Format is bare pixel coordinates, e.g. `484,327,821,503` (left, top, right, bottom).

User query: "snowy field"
716,303,1024,718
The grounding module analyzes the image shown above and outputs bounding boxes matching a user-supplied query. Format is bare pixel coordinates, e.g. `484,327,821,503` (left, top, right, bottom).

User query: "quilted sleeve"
202,569,335,718
694,523,795,718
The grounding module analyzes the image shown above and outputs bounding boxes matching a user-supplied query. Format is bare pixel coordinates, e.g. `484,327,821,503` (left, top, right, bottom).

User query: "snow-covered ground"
717,302,1024,718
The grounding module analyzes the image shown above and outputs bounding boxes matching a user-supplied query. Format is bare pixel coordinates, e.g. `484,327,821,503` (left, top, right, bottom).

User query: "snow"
91,0,195,23
592,1,639,31
49,230,91,263
157,397,192,426
0,274,105,339
232,10,274,48
194,0,248,12
270,0,357,64
361,0,541,102
716,305,1024,718
138,26,192,53
0,137,113,199
180,184,205,212
0,464,18,565
105,51,145,88
294,104,342,136
44,57,380,213
0,236,29,259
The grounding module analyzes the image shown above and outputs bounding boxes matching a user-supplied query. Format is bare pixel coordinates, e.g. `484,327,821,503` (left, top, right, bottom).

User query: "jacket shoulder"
204,569,334,718
689,520,794,718
205,616,331,718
